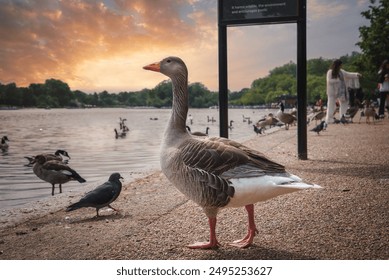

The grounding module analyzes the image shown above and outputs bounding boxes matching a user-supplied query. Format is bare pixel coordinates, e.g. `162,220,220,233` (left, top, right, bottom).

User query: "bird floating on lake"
33,154,86,196
66,173,123,217
0,136,9,151
114,128,126,139
186,126,210,137
143,56,321,249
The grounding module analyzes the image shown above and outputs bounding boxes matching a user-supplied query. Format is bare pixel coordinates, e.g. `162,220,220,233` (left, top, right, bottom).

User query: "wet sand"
0,117,388,259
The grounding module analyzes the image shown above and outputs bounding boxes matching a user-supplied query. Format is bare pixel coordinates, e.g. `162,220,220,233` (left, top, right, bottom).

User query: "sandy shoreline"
0,118,388,259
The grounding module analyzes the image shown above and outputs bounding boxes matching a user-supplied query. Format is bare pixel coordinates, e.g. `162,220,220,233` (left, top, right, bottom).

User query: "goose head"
55,149,70,159
279,102,285,112
143,56,188,81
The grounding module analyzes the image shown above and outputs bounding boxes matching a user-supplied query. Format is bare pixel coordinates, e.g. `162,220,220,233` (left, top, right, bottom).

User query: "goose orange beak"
143,62,160,72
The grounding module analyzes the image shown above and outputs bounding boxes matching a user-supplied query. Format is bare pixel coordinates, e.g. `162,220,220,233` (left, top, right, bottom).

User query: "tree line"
0,53,378,109
0,79,218,109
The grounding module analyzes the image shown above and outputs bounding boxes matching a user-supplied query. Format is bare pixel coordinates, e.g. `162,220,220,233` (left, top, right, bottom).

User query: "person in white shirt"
325,59,361,124
378,59,389,118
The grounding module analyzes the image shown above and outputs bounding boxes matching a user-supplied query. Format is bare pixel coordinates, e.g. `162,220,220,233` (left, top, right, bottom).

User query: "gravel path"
0,117,388,260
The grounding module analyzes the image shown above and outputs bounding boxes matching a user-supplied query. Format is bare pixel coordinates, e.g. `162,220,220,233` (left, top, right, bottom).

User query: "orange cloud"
0,0,371,93
0,0,206,91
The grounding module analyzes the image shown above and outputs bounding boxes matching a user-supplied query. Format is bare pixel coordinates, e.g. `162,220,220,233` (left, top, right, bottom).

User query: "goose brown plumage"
33,154,86,196
277,102,297,130
143,57,320,249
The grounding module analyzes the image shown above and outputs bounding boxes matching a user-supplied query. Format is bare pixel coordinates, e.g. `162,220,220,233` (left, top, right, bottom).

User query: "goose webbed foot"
229,228,258,248
187,217,219,249
229,204,258,248
187,240,220,249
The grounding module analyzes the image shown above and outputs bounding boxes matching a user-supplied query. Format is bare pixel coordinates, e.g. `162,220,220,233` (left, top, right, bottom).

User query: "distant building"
278,94,297,108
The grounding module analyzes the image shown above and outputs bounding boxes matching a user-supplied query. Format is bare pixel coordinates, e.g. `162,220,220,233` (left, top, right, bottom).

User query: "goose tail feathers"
71,171,86,183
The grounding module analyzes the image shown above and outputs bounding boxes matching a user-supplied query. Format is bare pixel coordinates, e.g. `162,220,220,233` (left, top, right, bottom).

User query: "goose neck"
168,75,188,133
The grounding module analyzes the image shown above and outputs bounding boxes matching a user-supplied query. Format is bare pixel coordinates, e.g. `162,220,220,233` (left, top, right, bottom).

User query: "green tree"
44,79,72,107
357,0,389,71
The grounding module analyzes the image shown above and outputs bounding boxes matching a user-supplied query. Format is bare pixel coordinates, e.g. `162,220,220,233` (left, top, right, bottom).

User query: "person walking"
378,59,389,118
325,59,361,124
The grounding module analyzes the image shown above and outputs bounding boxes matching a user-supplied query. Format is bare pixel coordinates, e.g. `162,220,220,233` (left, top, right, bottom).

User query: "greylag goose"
309,108,326,125
144,56,321,249
0,136,9,150
66,173,123,217
33,154,86,196
256,115,276,129
277,102,296,130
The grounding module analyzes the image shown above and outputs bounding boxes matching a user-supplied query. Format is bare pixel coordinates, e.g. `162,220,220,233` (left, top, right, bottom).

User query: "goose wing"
181,136,285,179
42,160,73,175
42,160,86,182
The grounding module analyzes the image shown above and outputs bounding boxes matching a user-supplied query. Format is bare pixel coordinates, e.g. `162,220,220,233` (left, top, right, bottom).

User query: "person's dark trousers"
348,88,355,106
379,91,388,116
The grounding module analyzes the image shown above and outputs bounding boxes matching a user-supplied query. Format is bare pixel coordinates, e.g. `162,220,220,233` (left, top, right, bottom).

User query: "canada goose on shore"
277,103,297,130
66,173,123,217
143,56,321,249
33,154,86,196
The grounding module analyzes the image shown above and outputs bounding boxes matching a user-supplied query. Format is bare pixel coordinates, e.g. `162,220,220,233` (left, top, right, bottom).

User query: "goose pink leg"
188,217,220,249
230,204,259,248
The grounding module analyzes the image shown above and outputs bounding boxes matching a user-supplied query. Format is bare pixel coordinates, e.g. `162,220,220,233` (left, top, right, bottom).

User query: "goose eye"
166,59,171,63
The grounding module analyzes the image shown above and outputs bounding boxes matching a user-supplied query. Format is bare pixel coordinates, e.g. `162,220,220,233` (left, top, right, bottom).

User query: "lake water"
0,107,277,209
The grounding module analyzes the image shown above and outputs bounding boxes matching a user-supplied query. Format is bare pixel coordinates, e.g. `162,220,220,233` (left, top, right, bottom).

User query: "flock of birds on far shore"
251,98,383,136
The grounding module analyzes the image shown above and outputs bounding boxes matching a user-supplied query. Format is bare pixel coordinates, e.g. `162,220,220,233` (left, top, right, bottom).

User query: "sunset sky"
0,0,371,93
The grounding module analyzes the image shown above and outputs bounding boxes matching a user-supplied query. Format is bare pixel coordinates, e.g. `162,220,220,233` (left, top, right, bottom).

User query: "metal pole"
297,0,307,159
218,0,228,138
218,29,228,138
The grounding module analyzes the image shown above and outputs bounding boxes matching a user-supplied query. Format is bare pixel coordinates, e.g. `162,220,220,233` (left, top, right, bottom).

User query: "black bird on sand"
253,125,263,135
310,120,326,135
66,173,123,217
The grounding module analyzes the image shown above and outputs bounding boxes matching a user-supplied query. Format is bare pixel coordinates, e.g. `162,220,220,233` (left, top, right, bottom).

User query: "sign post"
217,0,308,159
